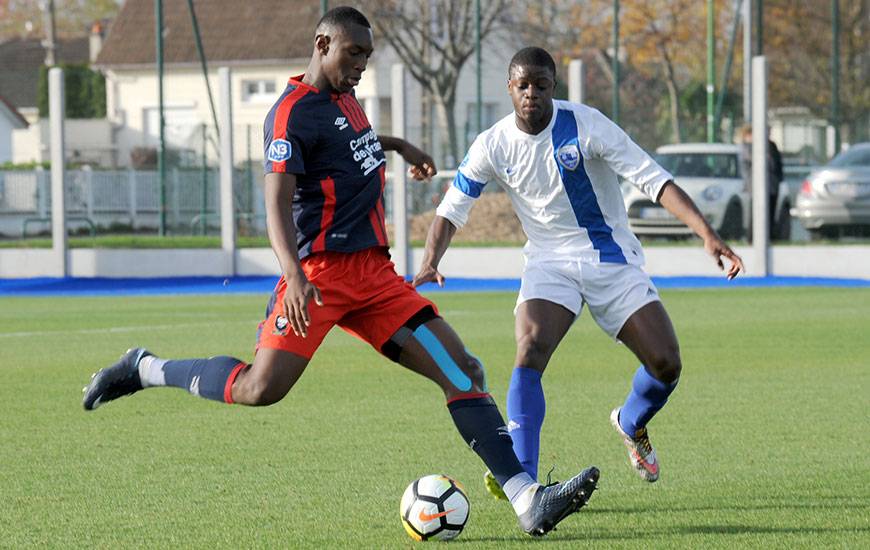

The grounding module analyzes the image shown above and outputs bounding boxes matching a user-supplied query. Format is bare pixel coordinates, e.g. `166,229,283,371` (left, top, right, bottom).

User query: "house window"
242,79,277,104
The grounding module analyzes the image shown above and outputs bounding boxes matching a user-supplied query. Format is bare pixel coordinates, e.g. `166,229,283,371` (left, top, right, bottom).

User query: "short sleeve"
583,109,673,202
452,133,496,198
263,101,311,175
435,134,496,228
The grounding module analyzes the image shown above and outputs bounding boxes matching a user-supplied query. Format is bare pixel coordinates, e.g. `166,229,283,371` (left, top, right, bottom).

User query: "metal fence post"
569,59,585,104
172,166,180,231
37,167,48,218
218,67,236,275
49,67,67,276
391,63,409,277
751,55,770,276
128,169,137,230
84,165,94,221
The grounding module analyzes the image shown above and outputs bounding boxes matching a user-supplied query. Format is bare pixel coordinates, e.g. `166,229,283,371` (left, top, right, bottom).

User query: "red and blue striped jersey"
263,75,388,259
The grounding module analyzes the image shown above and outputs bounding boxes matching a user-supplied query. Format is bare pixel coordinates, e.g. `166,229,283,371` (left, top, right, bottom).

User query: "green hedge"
37,64,106,119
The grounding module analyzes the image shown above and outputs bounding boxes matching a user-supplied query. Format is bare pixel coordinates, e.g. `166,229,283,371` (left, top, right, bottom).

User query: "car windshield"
828,145,870,167
654,153,739,178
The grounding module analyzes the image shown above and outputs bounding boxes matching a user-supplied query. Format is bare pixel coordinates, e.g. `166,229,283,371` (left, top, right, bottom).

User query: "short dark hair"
509,47,557,79
316,6,371,35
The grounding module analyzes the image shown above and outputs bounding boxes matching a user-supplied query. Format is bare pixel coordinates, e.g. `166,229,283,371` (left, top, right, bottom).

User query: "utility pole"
40,0,57,66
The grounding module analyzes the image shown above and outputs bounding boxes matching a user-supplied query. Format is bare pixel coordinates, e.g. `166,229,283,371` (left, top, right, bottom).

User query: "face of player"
508,65,556,134
321,23,374,94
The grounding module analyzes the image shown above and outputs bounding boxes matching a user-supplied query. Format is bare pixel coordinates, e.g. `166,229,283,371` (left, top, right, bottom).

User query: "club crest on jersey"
273,315,289,336
556,144,580,170
267,139,292,162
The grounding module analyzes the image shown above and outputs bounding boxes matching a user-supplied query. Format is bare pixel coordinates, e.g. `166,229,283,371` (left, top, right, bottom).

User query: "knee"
462,354,486,392
235,377,284,406
516,331,553,368
645,345,682,384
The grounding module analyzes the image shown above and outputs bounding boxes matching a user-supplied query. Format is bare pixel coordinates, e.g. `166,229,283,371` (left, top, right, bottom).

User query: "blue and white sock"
619,365,678,437
506,367,546,480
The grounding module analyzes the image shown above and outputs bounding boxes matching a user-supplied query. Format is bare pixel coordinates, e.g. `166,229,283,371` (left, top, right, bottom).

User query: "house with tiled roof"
95,0,513,168
0,34,98,164
0,95,28,163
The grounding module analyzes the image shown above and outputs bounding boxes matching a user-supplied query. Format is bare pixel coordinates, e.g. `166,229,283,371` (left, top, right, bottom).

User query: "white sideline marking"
0,320,254,339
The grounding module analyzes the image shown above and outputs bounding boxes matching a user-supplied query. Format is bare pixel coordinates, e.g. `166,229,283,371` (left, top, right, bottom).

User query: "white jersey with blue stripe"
436,99,673,265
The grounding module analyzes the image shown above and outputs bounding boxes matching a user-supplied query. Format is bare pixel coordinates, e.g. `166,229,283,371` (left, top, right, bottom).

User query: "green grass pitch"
1,287,868,547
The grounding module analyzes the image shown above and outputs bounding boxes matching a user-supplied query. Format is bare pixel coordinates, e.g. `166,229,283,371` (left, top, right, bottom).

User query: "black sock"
448,394,525,487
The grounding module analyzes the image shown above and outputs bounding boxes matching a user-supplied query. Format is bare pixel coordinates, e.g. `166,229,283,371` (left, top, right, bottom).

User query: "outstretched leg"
83,346,309,409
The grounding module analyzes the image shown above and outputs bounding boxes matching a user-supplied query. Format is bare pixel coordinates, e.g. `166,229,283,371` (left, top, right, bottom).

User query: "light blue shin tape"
413,325,473,391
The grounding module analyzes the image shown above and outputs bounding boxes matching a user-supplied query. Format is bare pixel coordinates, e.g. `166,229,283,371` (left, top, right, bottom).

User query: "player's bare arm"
378,135,437,181
658,181,745,279
413,216,458,288
264,172,323,337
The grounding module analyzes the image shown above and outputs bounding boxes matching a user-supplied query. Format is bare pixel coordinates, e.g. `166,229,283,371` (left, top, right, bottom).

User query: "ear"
314,34,330,55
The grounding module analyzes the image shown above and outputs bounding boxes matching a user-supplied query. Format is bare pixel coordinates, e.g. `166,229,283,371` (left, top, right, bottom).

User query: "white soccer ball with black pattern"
400,474,470,541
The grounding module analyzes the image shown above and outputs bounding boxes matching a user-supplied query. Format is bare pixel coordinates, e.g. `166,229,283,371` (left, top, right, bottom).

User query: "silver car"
793,142,870,238
623,143,790,240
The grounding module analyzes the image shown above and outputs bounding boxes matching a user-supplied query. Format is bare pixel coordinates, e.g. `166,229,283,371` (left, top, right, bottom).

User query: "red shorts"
257,247,438,359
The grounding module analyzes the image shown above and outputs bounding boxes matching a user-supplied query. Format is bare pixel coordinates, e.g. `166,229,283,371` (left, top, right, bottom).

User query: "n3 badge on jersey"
556,143,581,171
267,139,292,162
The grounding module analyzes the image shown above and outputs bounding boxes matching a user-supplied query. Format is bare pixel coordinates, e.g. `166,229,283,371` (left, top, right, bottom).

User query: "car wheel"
719,201,744,240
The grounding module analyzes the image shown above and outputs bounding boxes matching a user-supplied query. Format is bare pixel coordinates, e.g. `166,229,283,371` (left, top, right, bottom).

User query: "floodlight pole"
755,0,763,55
743,0,752,122
156,0,167,236
612,0,620,124
831,0,841,155
706,0,715,142
475,0,482,135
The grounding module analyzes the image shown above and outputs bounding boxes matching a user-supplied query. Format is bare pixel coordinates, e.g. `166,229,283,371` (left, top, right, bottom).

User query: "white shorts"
515,258,660,340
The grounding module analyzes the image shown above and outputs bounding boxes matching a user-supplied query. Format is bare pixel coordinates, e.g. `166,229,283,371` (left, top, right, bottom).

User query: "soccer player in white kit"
414,47,744,491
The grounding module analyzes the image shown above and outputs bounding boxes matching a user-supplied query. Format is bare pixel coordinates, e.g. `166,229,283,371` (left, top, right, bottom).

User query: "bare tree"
368,0,506,166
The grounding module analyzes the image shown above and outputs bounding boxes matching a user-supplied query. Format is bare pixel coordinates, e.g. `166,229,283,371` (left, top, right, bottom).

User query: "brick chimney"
89,21,104,63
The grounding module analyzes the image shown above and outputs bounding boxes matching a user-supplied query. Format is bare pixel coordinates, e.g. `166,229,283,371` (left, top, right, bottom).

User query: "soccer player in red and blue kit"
81,6,597,536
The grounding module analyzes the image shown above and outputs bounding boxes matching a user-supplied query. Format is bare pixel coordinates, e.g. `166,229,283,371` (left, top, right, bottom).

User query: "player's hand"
399,143,437,182
282,271,323,338
412,264,445,288
704,234,744,280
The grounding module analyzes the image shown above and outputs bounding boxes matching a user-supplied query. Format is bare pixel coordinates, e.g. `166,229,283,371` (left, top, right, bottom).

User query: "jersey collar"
288,74,320,94
509,99,558,142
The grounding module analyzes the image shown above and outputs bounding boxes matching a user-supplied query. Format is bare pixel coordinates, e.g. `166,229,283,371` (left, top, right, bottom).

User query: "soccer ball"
400,474,470,541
